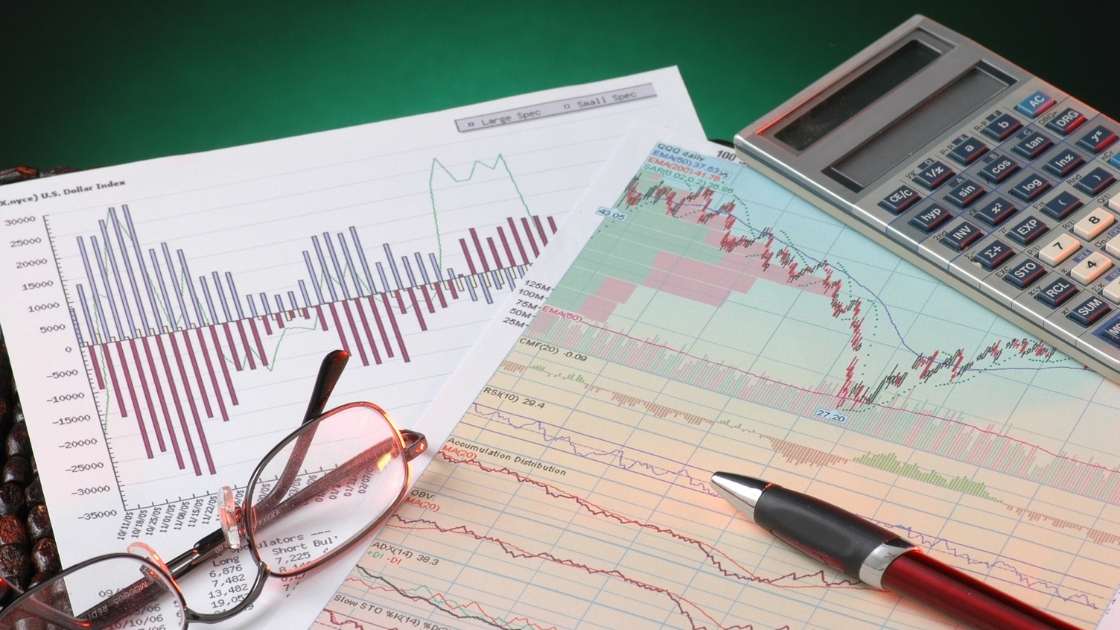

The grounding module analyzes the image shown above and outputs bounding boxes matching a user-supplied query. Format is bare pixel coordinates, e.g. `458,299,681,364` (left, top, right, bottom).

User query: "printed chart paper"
318,140,1120,629
0,68,704,629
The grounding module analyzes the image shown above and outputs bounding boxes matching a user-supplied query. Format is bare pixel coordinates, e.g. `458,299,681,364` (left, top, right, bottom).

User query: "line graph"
321,142,1120,629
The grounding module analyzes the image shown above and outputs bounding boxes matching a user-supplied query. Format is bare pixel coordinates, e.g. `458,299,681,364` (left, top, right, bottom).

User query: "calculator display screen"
775,40,940,151
827,62,1015,192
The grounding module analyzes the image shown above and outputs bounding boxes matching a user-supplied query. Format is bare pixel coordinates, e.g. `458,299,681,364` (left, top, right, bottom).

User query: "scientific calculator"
736,15,1120,383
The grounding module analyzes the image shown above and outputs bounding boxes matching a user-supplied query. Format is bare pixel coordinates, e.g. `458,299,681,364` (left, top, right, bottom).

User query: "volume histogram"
319,143,1120,629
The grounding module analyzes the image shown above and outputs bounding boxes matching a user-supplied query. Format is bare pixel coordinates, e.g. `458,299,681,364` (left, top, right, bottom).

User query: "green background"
2,1,1115,169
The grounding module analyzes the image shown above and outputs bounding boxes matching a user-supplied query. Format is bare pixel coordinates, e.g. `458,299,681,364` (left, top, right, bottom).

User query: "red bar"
352,299,383,365
260,315,273,336
274,313,285,328
395,290,407,313
88,347,105,389
181,331,213,419
155,335,201,475
234,320,256,370
327,302,351,355
128,339,165,452
419,285,435,313
381,293,411,363
432,282,448,308
169,334,215,473
496,226,517,268
101,345,129,418
198,328,231,421
469,228,491,272
366,296,394,359
221,323,243,371
247,319,269,367
459,238,478,275
115,342,152,458
340,300,369,366
446,275,459,300
520,217,540,257
315,305,329,331
547,215,558,233
142,337,183,468
406,287,427,331
532,215,549,246
487,237,503,270
301,307,310,319
507,217,530,265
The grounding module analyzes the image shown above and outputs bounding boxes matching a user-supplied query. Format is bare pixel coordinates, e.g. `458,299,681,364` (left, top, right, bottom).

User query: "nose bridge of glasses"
400,429,428,462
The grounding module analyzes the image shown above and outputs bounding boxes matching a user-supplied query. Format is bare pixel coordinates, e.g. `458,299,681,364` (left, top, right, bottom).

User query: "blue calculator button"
1099,314,1120,347
1075,168,1117,196
1077,126,1118,153
1111,154,1120,169
942,221,984,251
1036,277,1078,308
1010,173,1051,202
1043,148,1085,178
914,160,955,190
974,240,1015,270
1016,90,1056,118
982,113,1022,141
945,179,985,208
1012,132,1053,160
1007,216,1049,245
978,154,1020,184
1068,295,1111,326
1004,258,1047,288
948,136,988,166
879,185,921,214
975,198,1017,226
1041,191,1083,220
1046,107,1088,136
910,204,952,232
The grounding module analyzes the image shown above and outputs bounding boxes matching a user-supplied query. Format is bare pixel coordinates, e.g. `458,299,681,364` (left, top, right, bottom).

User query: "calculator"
735,14,1120,384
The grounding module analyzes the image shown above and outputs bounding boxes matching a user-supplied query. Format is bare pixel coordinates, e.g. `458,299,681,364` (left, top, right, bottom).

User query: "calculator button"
1075,168,1117,196
1013,132,1054,160
1008,216,1049,245
942,221,984,251
1046,107,1088,136
1038,233,1081,265
982,113,1022,141
974,240,1015,270
979,155,1019,184
1068,295,1112,326
910,205,952,232
1042,191,1083,221
1104,277,1120,303
975,198,1017,226
1010,173,1051,202
914,161,955,190
945,179,985,208
1036,277,1078,307
1016,90,1056,118
1111,191,1120,211
1073,207,1116,240
1078,126,1118,153
948,136,988,166
1005,258,1047,288
1071,252,1113,284
1108,234,1120,257
1111,154,1120,170
1097,314,1120,347
1043,148,1085,178
879,185,921,214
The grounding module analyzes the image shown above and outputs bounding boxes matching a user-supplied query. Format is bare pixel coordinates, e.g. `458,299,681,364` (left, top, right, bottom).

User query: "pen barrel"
881,551,1080,630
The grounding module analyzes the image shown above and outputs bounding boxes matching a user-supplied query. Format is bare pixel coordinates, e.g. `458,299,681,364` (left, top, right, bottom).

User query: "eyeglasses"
0,350,427,630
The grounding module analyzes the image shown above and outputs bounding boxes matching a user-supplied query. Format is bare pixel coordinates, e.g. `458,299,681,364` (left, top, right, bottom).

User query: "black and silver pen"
711,472,1079,630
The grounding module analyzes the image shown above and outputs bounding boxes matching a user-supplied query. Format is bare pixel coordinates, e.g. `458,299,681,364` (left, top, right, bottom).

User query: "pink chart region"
72,205,557,476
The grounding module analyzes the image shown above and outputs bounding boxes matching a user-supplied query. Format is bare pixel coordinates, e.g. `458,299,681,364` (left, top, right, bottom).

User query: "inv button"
910,204,952,232
941,221,984,251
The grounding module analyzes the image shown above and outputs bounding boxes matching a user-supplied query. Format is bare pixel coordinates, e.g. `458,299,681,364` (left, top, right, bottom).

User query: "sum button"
974,240,1014,271
1068,295,1112,326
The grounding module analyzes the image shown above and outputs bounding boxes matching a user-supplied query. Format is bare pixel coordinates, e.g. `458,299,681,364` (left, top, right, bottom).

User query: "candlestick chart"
320,147,1120,629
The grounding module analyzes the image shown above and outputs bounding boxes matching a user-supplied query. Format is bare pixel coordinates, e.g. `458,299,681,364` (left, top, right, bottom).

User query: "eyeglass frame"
0,349,428,628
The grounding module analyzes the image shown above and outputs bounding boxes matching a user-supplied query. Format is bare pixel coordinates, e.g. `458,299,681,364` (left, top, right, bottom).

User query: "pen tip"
711,472,769,521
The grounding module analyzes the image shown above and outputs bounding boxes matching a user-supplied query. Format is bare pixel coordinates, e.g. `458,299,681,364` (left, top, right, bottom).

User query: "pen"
711,472,1080,630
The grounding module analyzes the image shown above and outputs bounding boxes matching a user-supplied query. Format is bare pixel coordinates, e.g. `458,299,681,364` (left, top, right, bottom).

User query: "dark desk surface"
2,1,1115,169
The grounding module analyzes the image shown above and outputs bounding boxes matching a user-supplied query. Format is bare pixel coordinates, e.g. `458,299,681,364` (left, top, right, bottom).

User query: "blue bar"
350,226,378,294
302,251,325,304
323,232,351,299
109,207,152,334
311,235,339,301
164,243,193,329
91,236,126,340
100,219,137,336
382,243,404,290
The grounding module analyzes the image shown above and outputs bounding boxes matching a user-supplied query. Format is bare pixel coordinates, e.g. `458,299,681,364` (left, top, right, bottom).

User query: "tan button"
1105,277,1120,303
1071,252,1113,284
1073,207,1115,240
1039,233,1081,265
